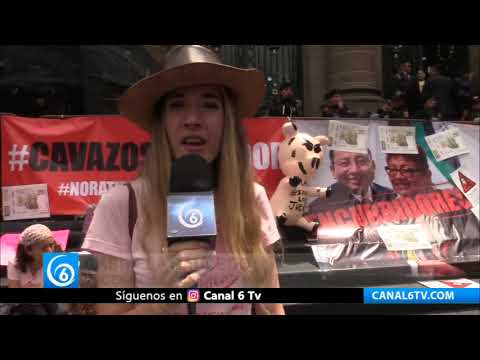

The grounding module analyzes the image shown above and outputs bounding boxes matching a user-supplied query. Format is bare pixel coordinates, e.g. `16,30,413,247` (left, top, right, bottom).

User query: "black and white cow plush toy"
270,121,331,238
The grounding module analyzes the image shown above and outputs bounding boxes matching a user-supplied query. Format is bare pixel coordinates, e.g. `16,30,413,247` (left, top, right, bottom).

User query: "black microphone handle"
188,282,198,315
188,302,197,315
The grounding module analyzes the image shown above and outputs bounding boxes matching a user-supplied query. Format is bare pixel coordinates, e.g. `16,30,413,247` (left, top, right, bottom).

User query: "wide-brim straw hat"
119,45,267,132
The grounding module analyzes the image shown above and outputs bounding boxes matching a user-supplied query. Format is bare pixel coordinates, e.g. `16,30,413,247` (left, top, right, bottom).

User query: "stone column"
302,45,327,116
326,45,384,114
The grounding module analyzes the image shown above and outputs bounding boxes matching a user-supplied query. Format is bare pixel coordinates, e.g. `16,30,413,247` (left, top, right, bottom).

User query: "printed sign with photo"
378,126,418,154
328,120,369,154
2,184,50,220
425,126,469,162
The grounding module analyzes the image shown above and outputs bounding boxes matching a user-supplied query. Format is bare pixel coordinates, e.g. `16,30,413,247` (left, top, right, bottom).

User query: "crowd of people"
263,62,480,123
388,62,479,122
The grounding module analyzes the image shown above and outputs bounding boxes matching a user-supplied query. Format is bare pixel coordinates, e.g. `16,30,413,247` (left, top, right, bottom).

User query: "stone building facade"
0,45,478,117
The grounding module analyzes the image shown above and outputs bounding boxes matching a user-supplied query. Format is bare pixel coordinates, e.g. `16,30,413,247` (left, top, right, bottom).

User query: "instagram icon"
187,289,200,303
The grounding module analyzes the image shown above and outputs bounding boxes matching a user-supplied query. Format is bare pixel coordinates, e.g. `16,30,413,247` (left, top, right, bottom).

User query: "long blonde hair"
139,88,274,287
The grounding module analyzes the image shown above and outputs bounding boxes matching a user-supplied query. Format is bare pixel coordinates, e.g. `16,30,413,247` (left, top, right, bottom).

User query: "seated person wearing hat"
321,89,357,118
7,224,60,315
266,82,303,117
8,224,58,289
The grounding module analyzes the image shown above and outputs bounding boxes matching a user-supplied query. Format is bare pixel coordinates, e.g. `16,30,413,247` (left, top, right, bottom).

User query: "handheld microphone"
167,154,217,247
167,155,217,315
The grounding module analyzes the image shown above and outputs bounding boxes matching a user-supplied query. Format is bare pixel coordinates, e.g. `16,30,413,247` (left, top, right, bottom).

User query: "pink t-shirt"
7,262,43,288
83,180,280,315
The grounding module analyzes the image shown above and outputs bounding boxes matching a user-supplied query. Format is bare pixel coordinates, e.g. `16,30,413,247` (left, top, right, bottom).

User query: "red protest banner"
1,115,151,215
243,117,287,198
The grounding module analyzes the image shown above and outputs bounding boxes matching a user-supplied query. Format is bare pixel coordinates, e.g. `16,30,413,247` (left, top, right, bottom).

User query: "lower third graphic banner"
1,288,479,304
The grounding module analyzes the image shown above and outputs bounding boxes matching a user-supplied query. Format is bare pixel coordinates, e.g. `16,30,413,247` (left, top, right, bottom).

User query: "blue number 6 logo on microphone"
178,203,204,229
43,253,79,288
